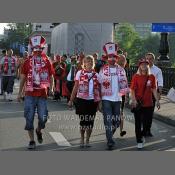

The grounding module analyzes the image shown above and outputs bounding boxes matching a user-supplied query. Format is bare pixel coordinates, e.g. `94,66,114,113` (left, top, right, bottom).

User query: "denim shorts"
24,96,48,130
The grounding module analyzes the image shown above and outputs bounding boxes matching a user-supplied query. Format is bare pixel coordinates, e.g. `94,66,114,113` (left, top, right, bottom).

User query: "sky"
0,23,9,34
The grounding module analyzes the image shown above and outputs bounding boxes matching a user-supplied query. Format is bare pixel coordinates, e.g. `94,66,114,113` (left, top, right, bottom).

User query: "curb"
153,113,175,127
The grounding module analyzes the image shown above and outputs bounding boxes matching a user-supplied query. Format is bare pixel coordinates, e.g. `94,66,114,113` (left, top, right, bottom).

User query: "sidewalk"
154,95,175,127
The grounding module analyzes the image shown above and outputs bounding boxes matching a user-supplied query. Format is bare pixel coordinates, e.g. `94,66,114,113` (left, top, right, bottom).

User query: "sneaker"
35,129,43,144
120,131,127,137
137,143,143,149
28,141,36,150
8,93,13,102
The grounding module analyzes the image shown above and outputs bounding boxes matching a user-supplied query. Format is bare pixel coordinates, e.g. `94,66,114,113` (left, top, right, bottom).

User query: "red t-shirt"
21,57,54,98
130,74,157,107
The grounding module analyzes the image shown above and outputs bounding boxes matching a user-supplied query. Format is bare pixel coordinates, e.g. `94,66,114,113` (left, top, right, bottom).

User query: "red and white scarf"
77,69,101,102
101,64,129,96
25,55,50,92
3,56,16,74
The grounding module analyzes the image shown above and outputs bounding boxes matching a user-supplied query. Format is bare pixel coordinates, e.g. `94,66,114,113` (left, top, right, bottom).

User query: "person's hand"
157,93,161,100
156,101,160,110
17,93,22,102
131,99,137,108
97,101,102,113
50,89,54,96
68,100,73,108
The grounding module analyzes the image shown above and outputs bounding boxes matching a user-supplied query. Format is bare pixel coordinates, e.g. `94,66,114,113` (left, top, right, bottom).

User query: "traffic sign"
152,23,175,32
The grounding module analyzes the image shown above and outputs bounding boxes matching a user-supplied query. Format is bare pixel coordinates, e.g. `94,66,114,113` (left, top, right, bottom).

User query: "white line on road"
166,148,175,151
159,130,169,133
49,132,71,147
0,111,24,114
118,139,166,151
171,135,175,138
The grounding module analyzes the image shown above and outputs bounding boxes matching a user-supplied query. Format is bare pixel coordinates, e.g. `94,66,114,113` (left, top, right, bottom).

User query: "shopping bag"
167,87,175,103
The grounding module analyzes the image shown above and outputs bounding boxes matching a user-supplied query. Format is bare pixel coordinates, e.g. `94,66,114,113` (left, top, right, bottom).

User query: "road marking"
0,101,21,104
0,111,24,114
171,135,175,138
166,148,175,151
49,132,71,147
119,139,166,151
159,130,168,133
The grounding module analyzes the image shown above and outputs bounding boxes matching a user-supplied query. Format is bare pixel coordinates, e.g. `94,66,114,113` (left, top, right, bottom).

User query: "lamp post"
113,23,118,42
156,32,171,67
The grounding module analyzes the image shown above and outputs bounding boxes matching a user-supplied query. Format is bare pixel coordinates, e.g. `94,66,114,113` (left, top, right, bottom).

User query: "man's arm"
17,74,26,102
152,88,160,110
157,69,163,94
50,75,54,94
0,57,4,74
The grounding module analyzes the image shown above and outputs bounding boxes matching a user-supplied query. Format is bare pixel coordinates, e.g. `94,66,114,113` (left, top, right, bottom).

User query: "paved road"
0,81,175,151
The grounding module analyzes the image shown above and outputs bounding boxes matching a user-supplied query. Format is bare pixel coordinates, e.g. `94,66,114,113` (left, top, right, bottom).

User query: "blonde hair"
145,52,155,60
136,65,151,75
83,55,95,69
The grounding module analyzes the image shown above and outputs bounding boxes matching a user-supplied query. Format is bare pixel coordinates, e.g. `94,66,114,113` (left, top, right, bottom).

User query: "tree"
115,23,138,49
115,23,143,65
168,33,175,66
142,33,160,58
128,36,144,64
0,23,32,55
115,23,161,65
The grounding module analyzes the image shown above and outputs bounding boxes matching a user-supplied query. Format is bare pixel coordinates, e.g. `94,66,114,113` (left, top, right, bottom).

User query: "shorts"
24,96,48,130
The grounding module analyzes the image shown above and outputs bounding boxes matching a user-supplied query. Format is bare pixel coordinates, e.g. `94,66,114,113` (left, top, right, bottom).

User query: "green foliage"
114,23,161,66
0,23,32,54
142,34,160,57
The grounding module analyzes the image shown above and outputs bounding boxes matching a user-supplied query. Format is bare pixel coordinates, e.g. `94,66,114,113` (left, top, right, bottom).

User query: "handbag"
131,76,149,113
167,87,175,103
131,99,143,113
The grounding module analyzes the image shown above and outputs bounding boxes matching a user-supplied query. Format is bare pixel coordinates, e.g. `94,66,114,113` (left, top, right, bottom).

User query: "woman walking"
68,55,101,148
130,58,160,149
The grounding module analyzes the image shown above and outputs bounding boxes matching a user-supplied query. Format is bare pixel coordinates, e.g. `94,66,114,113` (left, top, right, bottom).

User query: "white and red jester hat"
103,42,118,58
29,35,46,51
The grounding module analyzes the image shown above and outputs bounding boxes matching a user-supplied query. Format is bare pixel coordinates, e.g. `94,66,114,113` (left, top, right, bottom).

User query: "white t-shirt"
99,67,121,102
150,65,163,87
75,70,96,100
67,65,76,81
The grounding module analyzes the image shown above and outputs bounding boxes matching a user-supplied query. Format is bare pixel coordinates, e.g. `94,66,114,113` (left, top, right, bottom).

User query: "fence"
126,66,175,94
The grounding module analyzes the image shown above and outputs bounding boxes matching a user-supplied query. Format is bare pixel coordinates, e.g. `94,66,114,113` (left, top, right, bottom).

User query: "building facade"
51,23,114,56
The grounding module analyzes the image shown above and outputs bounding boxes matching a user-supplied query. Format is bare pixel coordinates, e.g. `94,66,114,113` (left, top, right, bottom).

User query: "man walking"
17,35,54,149
0,49,17,101
145,52,163,137
0,50,7,95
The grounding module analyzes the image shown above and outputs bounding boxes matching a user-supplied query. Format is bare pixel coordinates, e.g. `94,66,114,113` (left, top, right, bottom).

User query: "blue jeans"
24,96,48,130
102,100,121,144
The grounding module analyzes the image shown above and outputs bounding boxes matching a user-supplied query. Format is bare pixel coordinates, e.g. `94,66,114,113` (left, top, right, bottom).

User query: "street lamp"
157,32,171,67
113,23,118,42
